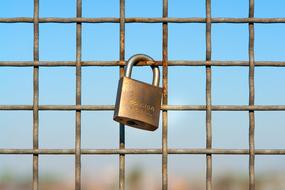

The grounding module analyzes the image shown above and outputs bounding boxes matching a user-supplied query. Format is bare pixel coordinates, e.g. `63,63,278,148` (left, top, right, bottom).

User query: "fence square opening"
169,24,205,60
82,111,118,149
212,24,248,61
39,155,75,190
256,155,285,190
39,111,75,149
82,24,119,61
213,155,248,190
82,67,118,105
39,24,76,61
0,155,32,190
125,118,162,149
169,155,206,190
39,67,75,105
212,111,248,149
212,0,248,18
212,67,248,105
255,1,285,18
126,0,162,18
169,0,205,17
40,0,75,18
256,67,285,105
255,112,285,149
0,111,32,149
83,0,119,18
0,0,33,18
0,24,33,61
82,155,118,190
126,155,161,190
0,67,33,105
126,24,162,60
169,67,205,105
255,24,285,61
169,111,205,148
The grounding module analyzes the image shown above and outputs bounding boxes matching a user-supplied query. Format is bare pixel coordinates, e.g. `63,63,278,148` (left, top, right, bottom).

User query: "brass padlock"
113,54,162,131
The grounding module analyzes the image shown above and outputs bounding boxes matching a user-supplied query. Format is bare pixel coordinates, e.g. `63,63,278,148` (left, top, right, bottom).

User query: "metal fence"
0,0,285,190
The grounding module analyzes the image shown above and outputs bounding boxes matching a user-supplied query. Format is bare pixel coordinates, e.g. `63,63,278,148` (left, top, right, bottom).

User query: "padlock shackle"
125,54,160,87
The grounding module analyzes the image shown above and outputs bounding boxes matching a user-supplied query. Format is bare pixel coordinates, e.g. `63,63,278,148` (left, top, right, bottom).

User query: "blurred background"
0,0,285,189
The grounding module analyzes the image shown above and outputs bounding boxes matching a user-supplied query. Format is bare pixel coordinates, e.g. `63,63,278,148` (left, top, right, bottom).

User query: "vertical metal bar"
249,0,255,189
162,0,168,189
33,0,39,189
206,0,212,190
119,0,126,189
75,0,82,189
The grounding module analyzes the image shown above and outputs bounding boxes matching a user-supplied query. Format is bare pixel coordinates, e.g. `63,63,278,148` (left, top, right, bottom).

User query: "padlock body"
113,77,162,131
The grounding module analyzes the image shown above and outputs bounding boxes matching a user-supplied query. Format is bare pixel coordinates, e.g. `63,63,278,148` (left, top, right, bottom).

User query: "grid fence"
1,0,285,190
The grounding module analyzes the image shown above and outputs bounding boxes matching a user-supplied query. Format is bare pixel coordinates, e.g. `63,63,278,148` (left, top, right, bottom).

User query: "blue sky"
0,0,285,185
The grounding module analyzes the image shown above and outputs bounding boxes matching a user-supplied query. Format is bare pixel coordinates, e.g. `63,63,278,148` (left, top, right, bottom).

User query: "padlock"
113,54,162,131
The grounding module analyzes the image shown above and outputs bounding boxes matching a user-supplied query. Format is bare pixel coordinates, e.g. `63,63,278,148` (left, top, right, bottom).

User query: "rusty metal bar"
32,0,39,189
1,17,285,23
1,60,285,67
2,105,285,111
162,0,168,189
119,0,126,189
0,148,284,155
206,0,212,190
249,0,255,189
75,0,82,189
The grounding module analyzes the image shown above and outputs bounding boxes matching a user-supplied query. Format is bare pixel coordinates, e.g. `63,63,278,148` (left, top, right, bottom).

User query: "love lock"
113,54,162,131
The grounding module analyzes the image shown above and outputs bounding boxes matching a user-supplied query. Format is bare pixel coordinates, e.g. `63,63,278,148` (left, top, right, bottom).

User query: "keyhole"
127,120,137,126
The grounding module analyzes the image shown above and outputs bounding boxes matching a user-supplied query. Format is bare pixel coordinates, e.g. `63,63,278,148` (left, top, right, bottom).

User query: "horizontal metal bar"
1,61,285,67
0,148,284,155
164,105,285,111
0,105,113,110
1,105,285,111
1,17,285,23
0,17,119,23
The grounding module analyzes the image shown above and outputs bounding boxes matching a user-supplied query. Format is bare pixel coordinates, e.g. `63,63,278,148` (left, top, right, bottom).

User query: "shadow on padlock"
113,54,162,131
